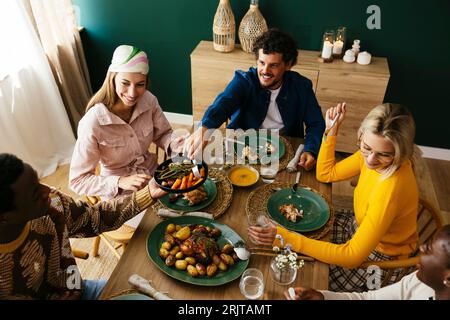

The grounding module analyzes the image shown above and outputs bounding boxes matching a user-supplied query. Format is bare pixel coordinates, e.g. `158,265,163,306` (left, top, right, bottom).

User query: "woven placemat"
245,182,334,240
152,168,233,219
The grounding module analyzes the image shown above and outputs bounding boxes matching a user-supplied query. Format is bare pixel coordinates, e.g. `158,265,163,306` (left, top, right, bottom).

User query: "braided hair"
0,153,24,214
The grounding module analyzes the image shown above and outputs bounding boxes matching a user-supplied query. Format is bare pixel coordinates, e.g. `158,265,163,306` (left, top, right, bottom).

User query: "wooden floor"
40,156,450,282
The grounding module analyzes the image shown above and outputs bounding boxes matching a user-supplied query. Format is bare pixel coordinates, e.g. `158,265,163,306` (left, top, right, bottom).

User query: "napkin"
286,144,304,172
128,274,172,300
157,208,213,220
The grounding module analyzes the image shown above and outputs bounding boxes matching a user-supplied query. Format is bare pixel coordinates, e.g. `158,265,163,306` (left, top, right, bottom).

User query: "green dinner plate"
235,132,286,164
158,178,217,212
267,188,330,232
109,293,153,300
147,216,249,286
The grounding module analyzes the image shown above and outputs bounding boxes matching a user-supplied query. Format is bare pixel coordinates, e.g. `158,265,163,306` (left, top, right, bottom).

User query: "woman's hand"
148,178,168,199
325,102,347,136
118,174,151,192
247,219,277,246
298,151,316,171
284,287,324,300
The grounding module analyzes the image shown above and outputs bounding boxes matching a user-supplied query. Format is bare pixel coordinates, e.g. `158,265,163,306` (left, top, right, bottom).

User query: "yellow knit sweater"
275,136,418,268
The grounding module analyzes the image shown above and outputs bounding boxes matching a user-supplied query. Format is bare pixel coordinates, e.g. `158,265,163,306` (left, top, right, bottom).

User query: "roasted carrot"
180,175,188,189
200,167,205,178
171,178,182,189
187,172,194,187
192,178,203,186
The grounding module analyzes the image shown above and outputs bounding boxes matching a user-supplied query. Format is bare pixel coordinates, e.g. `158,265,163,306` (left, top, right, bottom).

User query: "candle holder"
333,26,346,59
319,30,335,63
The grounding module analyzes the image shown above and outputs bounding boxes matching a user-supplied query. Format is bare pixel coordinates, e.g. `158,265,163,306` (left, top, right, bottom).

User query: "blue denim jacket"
201,67,325,156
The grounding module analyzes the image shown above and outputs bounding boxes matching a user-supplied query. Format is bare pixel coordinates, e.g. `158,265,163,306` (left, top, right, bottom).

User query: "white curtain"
0,0,75,178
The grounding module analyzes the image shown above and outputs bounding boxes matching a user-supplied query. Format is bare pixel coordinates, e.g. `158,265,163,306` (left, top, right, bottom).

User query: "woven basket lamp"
238,0,268,53
213,0,236,52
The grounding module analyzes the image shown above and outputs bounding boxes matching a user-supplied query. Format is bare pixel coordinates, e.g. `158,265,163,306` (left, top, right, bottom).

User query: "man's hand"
284,287,324,300
148,178,168,199
169,134,188,156
298,151,316,171
118,174,151,192
185,126,208,159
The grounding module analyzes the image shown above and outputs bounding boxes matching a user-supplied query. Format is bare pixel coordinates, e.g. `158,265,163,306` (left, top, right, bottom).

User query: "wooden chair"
359,198,444,287
89,145,167,259
72,248,89,259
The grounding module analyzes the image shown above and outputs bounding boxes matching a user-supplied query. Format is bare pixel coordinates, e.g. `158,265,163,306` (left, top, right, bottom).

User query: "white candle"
357,51,372,65
333,40,344,54
321,41,333,59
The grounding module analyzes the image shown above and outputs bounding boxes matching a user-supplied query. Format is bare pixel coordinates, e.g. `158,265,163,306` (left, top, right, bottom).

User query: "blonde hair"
358,103,417,179
85,72,118,112
85,72,149,112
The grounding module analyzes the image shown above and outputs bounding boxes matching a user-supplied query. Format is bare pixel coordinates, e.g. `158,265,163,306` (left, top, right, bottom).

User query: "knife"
295,170,301,184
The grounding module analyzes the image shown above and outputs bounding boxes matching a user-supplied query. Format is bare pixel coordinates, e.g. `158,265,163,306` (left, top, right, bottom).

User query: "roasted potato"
220,253,235,266
175,260,188,270
209,228,222,238
174,226,191,240
180,243,193,256
161,241,172,250
195,263,206,276
159,248,169,259
165,255,176,267
231,253,240,262
218,261,228,271
207,263,218,277
163,234,175,245
185,257,196,265
175,251,184,259
175,224,182,231
221,243,234,254
169,246,180,256
166,223,176,234
212,254,221,266
187,265,199,277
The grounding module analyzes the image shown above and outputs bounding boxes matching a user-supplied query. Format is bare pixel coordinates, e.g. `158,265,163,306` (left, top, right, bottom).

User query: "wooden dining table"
100,137,332,300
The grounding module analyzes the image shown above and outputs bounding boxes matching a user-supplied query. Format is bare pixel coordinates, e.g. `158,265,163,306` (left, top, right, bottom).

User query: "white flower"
272,243,305,271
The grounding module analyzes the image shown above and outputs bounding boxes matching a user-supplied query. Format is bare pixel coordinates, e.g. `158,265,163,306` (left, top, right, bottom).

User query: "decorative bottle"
213,0,236,52
238,0,268,53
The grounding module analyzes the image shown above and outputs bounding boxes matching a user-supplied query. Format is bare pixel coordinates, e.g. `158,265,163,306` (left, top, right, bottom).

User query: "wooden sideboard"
190,40,390,153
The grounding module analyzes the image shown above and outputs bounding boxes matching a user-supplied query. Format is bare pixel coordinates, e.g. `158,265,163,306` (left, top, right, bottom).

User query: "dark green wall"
74,0,450,149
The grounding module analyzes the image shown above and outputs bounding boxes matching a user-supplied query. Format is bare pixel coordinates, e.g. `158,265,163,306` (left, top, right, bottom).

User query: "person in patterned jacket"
0,153,166,300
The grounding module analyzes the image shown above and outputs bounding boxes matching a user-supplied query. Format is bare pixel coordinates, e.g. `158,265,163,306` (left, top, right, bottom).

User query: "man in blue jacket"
187,28,325,170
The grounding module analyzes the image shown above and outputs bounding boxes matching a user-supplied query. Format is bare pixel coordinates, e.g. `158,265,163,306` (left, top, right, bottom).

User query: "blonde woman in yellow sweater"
248,103,419,292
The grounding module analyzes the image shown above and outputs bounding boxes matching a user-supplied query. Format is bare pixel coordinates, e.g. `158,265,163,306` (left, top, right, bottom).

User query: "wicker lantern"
213,0,236,52
238,0,268,53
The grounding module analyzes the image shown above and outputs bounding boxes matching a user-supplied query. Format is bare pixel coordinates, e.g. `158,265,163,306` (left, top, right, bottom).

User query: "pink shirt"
69,91,173,199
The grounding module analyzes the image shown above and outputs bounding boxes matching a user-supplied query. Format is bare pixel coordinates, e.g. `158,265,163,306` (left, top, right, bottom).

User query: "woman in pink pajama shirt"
69,45,184,200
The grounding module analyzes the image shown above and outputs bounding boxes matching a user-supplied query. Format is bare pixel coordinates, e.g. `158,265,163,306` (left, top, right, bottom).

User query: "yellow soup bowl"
227,165,260,187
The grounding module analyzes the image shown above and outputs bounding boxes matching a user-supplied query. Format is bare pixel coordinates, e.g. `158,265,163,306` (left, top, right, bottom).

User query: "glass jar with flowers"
269,235,305,285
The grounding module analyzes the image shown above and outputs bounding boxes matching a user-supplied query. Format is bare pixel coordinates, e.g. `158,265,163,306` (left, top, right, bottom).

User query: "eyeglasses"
359,141,395,162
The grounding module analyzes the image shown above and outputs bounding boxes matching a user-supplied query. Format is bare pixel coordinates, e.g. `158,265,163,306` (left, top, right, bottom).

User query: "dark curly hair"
0,153,24,214
252,28,298,66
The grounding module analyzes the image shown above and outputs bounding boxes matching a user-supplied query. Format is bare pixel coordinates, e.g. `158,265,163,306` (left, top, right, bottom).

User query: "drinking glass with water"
260,166,277,184
239,268,265,300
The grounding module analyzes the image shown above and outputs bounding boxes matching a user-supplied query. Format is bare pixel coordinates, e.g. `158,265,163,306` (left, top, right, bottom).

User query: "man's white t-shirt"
260,86,284,130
